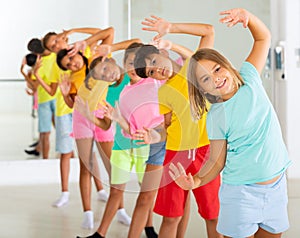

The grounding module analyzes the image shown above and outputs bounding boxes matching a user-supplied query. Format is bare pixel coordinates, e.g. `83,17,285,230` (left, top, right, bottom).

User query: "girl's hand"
59,73,71,96
219,8,249,28
142,15,172,41
132,127,161,144
150,38,172,50
169,162,195,190
99,100,115,120
92,44,111,59
67,40,87,56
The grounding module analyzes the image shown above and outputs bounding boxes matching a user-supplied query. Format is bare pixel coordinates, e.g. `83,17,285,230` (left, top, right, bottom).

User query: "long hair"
188,48,244,120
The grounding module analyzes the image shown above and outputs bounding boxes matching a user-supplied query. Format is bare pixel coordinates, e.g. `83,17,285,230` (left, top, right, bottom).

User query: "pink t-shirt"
119,77,165,138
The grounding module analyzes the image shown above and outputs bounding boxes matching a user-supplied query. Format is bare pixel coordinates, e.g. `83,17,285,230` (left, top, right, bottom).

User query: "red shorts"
153,145,220,219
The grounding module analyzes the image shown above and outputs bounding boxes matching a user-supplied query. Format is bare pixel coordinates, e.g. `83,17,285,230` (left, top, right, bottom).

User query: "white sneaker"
52,192,69,207
97,189,109,202
81,210,94,229
116,208,131,226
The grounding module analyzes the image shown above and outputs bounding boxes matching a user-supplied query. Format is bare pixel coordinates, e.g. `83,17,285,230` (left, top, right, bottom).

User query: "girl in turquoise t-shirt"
170,8,291,238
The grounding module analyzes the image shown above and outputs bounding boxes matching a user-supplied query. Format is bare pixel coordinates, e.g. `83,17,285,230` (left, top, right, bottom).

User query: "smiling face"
60,53,84,72
195,59,238,102
144,53,173,80
91,59,121,83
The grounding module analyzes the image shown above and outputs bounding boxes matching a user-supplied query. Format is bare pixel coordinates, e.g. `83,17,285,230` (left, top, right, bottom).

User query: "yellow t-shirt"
37,53,57,104
50,63,73,117
158,60,209,151
69,56,109,112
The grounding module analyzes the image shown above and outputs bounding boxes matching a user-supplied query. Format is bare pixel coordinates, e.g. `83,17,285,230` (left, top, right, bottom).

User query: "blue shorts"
217,173,289,237
146,141,166,166
38,99,56,133
55,113,74,154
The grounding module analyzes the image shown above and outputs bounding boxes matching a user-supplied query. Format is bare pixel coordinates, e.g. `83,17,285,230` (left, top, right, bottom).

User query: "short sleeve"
240,62,262,86
206,107,227,140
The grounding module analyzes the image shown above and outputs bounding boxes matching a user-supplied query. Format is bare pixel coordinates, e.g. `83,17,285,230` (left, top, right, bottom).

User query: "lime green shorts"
110,146,150,184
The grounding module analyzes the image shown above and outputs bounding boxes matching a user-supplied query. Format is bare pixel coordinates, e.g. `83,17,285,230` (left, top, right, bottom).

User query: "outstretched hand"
219,8,249,28
59,73,71,96
169,162,195,190
67,40,87,57
142,15,172,41
92,44,111,59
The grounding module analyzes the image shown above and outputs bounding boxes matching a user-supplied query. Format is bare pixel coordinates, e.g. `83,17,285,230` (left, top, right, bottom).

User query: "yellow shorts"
110,146,150,184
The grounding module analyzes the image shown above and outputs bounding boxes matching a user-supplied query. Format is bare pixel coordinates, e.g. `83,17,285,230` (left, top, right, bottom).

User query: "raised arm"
142,15,214,50
219,8,271,73
68,27,115,56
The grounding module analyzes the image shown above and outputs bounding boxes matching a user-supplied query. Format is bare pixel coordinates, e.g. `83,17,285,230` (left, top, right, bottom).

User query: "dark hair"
133,44,159,78
27,38,44,54
42,32,57,51
56,49,89,76
25,53,38,67
123,42,144,65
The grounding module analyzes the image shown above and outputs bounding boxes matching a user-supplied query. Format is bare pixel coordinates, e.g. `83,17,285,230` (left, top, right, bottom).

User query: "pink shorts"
154,145,220,219
72,109,114,142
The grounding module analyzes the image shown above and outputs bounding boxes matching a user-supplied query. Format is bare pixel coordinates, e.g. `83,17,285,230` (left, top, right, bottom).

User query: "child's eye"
149,69,154,76
215,66,221,72
151,59,156,65
203,77,209,82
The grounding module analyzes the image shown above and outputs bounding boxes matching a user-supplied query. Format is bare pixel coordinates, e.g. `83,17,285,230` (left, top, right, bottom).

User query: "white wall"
110,0,270,68
0,0,108,79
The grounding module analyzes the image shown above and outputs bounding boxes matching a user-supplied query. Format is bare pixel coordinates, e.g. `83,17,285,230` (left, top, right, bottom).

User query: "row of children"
21,8,290,238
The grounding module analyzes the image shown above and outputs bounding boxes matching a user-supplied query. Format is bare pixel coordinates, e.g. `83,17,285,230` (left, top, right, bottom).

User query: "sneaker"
24,149,40,156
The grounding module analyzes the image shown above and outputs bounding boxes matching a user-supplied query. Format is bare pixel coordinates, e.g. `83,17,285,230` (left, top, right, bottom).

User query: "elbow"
206,24,215,38
108,27,115,38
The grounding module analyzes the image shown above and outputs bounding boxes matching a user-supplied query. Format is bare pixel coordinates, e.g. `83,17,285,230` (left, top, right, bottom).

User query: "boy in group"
133,16,222,238
27,38,56,160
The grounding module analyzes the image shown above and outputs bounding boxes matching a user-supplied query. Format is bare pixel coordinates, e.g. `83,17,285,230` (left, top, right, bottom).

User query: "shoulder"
239,61,261,84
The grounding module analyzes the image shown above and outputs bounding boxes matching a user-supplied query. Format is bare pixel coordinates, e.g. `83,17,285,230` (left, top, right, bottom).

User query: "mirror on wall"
0,0,270,161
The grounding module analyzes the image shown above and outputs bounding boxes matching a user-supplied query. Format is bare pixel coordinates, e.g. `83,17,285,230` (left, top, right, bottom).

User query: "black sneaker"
24,149,40,156
28,141,39,147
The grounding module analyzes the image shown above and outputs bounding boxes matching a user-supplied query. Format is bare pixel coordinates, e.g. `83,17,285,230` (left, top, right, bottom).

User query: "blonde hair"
188,48,244,120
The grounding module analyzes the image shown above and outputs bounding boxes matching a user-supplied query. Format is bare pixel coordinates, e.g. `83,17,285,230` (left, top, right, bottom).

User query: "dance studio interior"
0,0,299,237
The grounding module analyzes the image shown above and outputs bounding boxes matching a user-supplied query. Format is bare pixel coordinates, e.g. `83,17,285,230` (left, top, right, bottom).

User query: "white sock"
52,191,69,208
81,210,94,229
97,189,109,202
116,208,131,226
